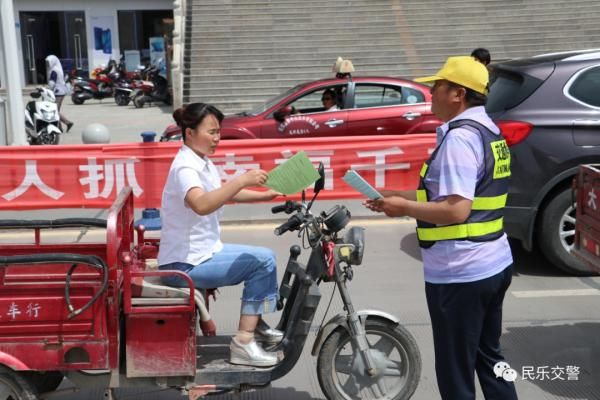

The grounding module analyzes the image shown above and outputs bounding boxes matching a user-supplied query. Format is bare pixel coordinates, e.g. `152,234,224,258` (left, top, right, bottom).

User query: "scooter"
114,80,143,106
159,123,182,141
244,166,423,400
132,62,172,108
113,59,145,106
24,87,62,145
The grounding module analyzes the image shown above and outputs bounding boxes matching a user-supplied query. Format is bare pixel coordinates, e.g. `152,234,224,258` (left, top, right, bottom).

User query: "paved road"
4,214,598,400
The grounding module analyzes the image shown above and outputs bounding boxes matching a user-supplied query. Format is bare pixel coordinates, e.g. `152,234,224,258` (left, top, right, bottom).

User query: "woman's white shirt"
157,144,224,266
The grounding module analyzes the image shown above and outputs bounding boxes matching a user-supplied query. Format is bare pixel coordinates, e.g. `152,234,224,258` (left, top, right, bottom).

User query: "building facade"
13,0,174,85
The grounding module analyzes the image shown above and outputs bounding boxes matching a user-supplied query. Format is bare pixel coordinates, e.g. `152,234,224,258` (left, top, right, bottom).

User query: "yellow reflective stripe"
416,189,428,202
471,194,507,210
420,163,428,178
417,218,504,241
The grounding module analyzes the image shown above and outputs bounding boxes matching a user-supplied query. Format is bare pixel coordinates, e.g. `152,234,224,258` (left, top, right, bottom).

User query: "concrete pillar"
0,0,27,145
170,0,184,109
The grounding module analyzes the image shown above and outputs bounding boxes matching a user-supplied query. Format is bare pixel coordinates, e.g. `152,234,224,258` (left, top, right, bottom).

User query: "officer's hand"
363,198,385,213
363,197,407,217
378,190,396,198
381,196,409,217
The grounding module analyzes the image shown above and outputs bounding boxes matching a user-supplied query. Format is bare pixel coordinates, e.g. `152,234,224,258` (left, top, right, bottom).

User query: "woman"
45,55,73,132
157,103,282,367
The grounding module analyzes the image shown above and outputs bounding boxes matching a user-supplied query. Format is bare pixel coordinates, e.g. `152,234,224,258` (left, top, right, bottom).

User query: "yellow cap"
414,56,489,95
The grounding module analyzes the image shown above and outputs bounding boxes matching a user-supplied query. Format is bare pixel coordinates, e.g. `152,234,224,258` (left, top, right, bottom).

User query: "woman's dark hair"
471,48,491,66
172,103,224,142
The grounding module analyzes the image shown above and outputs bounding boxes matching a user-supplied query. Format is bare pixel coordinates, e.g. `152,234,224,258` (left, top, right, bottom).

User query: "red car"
162,76,440,140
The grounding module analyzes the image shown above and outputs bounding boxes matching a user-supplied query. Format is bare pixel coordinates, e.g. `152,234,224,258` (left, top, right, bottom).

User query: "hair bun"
172,107,186,127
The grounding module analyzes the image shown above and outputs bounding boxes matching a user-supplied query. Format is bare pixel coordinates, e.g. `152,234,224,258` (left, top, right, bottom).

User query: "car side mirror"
273,105,292,123
314,162,325,194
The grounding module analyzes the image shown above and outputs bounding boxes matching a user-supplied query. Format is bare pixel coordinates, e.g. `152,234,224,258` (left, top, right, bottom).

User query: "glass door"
20,12,41,84
64,12,88,75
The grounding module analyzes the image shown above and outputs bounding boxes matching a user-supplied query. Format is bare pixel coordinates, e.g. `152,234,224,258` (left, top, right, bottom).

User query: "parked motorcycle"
24,87,62,145
159,123,182,141
114,80,143,106
132,61,172,108
113,58,146,106
71,60,120,105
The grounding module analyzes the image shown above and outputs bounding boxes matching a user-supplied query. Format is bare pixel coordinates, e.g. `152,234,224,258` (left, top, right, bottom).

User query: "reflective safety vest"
416,119,510,248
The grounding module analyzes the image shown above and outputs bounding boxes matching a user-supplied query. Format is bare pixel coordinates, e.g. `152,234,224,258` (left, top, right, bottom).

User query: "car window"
486,69,545,113
287,86,345,113
402,86,425,104
568,66,600,107
354,84,422,108
249,84,304,115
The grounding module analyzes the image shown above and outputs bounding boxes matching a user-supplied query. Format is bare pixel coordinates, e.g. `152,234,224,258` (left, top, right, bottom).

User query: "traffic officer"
364,56,518,400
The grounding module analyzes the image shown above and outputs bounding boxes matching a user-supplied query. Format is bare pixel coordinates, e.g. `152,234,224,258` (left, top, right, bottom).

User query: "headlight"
321,205,351,233
41,110,56,121
339,226,365,265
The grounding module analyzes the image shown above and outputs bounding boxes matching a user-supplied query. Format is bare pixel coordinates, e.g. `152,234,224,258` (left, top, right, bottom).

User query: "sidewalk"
23,86,174,144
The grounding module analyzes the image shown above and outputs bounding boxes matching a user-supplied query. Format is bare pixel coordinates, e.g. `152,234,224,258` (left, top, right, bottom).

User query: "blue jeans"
158,243,278,315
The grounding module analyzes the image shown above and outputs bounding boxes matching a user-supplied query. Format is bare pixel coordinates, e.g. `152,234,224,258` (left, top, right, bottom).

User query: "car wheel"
538,187,596,275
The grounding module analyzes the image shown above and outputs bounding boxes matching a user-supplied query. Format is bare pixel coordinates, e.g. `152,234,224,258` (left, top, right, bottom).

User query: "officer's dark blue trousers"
425,265,518,400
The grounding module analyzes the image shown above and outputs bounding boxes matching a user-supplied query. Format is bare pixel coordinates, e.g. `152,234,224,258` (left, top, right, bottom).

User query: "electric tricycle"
572,164,600,273
0,167,421,400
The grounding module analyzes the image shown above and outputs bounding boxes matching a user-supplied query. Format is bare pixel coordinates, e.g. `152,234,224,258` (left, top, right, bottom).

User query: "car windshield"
246,84,305,115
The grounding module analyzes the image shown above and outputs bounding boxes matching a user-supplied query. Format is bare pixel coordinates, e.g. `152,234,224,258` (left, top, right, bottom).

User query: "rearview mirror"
314,162,325,194
273,105,292,123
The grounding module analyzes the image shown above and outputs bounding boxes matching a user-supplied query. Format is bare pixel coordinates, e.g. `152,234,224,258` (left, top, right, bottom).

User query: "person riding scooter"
157,103,283,367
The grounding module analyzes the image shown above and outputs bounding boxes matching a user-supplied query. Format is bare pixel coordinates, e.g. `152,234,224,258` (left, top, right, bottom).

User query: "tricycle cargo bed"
573,164,600,273
0,189,135,372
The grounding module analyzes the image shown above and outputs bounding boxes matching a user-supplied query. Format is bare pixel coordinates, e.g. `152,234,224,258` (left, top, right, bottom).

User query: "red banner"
0,135,436,210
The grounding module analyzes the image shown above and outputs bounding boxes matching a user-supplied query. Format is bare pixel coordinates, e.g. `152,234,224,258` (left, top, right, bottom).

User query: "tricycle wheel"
0,366,38,400
317,318,421,400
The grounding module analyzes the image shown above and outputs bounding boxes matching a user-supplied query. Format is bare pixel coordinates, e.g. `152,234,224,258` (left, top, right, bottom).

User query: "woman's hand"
237,169,269,188
263,189,282,201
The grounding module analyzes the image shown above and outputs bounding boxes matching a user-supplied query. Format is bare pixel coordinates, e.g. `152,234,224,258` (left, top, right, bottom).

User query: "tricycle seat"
131,274,212,323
